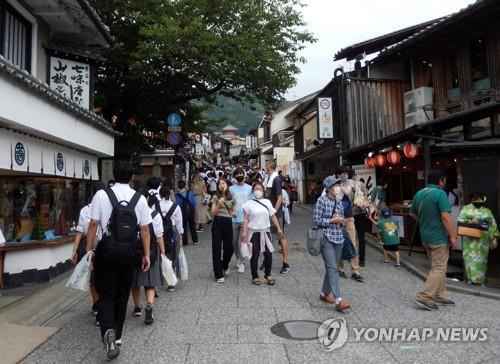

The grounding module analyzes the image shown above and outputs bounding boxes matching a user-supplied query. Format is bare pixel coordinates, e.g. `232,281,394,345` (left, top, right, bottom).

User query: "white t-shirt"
76,204,102,242
159,198,184,234
242,198,276,230
90,183,152,233
150,207,164,237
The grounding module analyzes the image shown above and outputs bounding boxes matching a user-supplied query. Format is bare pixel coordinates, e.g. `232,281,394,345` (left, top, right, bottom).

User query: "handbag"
457,222,486,238
306,227,323,256
341,233,357,261
240,242,253,260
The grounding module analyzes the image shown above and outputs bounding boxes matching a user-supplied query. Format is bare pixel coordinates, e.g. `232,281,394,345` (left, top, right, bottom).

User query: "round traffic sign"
167,113,181,126
167,132,182,145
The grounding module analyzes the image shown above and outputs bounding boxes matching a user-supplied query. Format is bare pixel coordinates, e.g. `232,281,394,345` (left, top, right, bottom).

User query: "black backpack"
161,203,178,243
177,191,195,220
147,211,159,264
100,188,142,265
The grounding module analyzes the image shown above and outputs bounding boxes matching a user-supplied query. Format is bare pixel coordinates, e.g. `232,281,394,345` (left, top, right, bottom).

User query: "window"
0,3,32,72
0,177,91,242
470,38,490,91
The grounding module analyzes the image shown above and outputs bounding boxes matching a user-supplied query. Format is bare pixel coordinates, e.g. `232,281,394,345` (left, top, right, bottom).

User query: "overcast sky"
285,0,476,100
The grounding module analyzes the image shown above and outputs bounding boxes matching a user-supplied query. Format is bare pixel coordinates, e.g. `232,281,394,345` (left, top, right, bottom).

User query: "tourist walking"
131,192,165,325
71,182,104,325
191,170,208,232
264,161,290,274
176,181,198,245
211,178,236,283
313,176,350,311
85,161,152,360
229,167,253,273
351,169,370,267
283,176,296,214
369,207,401,267
241,181,284,286
410,170,456,311
458,193,498,285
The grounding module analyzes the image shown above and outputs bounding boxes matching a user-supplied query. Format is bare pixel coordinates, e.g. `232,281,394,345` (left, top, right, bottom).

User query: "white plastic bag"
178,248,188,280
284,207,291,225
66,251,91,291
240,242,253,260
161,254,178,287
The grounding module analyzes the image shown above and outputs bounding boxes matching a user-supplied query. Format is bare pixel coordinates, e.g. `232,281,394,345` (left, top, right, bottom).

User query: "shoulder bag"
307,201,337,256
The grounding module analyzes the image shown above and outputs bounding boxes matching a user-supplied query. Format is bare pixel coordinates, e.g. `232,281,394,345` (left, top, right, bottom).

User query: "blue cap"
323,176,338,190
381,207,392,218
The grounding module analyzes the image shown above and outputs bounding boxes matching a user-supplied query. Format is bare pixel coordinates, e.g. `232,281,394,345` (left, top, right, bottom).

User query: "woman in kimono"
458,193,498,285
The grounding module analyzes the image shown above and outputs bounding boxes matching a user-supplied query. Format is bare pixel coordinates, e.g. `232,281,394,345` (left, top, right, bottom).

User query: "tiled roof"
0,56,117,136
76,0,113,45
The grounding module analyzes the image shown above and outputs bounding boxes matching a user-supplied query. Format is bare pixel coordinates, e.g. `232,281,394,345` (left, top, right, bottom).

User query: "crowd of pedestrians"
70,159,498,361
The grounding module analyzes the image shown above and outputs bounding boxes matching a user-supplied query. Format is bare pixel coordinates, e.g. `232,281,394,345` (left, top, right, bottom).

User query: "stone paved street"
23,206,500,364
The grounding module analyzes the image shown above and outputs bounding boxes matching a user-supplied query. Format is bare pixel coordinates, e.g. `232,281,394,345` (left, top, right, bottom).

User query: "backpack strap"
104,187,119,208
151,210,159,219
129,191,142,209
165,203,178,219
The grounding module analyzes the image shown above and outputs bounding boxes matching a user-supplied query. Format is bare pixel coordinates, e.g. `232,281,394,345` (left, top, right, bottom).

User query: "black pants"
211,216,234,279
94,253,135,340
250,232,272,279
354,213,367,264
183,214,198,244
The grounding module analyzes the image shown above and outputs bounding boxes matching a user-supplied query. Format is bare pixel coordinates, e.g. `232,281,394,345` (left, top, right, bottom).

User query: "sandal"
252,278,261,285
265,276,275,286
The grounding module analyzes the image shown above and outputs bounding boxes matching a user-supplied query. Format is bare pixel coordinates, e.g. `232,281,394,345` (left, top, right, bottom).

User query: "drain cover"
270,320,321,340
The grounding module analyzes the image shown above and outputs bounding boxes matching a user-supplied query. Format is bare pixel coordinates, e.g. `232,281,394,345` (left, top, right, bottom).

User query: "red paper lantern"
364,157,374,168
387,150,401,165
404,143,419,159
374,154,386,167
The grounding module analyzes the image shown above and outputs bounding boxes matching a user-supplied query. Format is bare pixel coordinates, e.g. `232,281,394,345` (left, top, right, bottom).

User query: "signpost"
317,97,333,139
168,126,182,132
167,132,181,145
167,113,182,126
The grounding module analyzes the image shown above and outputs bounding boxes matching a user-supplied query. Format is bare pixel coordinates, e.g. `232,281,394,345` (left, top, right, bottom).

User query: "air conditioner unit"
404,87,433,113
405,109,434,128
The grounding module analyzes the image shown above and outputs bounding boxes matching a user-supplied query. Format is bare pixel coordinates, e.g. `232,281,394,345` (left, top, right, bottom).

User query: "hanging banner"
317,97,333,139
54,151,66,176
11,141,28,172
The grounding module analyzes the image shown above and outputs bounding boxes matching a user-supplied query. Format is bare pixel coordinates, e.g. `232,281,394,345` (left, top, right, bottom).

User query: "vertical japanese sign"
317,97,333,139
49,56,90,109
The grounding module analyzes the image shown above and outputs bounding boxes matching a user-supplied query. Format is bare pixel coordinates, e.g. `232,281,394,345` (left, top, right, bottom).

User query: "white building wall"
4,243,72,274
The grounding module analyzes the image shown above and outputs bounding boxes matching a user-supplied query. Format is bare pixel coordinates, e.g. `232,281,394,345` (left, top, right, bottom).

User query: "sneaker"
338,270,348,278
319,294,335,304
383,260,389,265
415,298,439,311
103,329,120,360
434,298,455,305
92,303,98,316
216,277,225,283
132,306,142,317
237,263,245,274
335,300,350,311
224,268,230,276
280,263,290,274
95,317,100,327
395,263,401,269
144,304,154,325
351,273,364,282
115,339,122,347
193,241,199,246
167,285,175,292
359,261,365,267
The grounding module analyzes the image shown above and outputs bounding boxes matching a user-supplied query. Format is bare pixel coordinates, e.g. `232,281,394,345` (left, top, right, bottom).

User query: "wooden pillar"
486,30,500,90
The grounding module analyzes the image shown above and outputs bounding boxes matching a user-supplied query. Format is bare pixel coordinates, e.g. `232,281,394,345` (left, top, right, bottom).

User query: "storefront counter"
0,234,75,288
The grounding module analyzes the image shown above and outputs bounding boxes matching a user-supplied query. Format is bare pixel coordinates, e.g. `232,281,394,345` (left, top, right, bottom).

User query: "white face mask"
254,190,264,199
333,186,341,195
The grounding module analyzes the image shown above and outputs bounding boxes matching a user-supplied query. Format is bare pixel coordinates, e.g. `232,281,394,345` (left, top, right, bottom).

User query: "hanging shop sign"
317,97,334,139
167,132,182,145
49,56,90,109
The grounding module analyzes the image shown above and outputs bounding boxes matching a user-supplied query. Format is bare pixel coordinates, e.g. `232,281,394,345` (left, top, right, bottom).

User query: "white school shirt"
242,198,276,230
159,198,184,235
90,183,152,233
76,204,103,242
150,207,164,238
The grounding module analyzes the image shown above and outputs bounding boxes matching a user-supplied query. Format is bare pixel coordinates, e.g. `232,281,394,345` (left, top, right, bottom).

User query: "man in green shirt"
410,170,456,311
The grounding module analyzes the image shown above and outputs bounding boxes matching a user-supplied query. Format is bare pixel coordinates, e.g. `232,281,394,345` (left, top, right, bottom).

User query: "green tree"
91,0,315,158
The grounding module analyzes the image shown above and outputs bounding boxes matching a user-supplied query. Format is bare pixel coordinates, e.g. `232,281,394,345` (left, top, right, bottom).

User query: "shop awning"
436,139,500,149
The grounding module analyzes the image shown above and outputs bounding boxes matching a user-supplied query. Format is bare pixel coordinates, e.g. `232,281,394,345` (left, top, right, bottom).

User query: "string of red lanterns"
364,142,419,168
